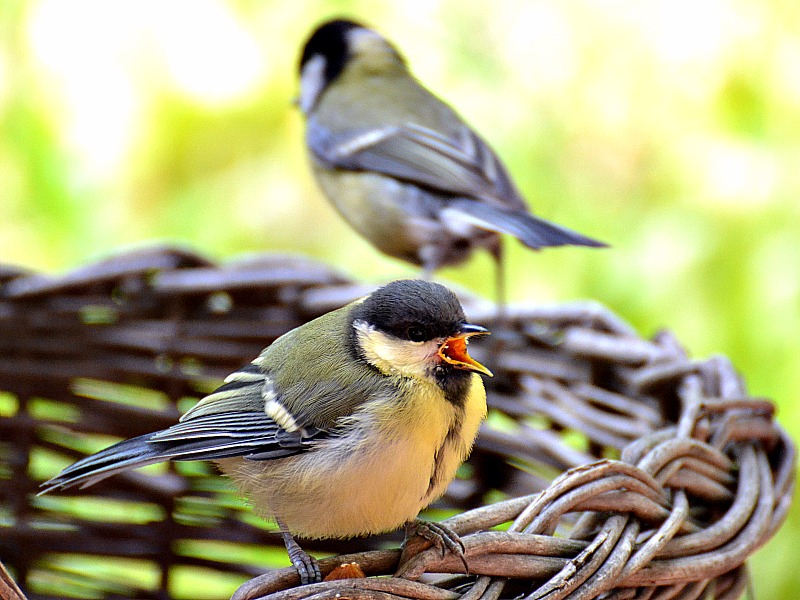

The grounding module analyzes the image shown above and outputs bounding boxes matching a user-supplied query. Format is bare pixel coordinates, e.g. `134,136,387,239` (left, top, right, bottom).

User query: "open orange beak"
438,323,493,377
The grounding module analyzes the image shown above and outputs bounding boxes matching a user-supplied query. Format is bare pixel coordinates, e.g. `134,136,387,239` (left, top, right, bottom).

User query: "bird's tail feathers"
39,433,168,494
446,200,607,249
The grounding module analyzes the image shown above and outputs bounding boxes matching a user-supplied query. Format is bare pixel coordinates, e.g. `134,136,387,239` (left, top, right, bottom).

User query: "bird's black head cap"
299,19,365,84
351,280,467,343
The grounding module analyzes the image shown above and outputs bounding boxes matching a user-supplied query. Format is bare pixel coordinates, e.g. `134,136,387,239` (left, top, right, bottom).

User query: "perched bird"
298,19,606,306
41,279,492,584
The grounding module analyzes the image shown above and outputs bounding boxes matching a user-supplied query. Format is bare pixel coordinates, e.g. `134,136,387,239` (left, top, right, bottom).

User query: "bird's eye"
407,326,426,342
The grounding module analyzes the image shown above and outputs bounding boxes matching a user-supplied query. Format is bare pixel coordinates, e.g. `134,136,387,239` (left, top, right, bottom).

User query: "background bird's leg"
276,517,321,584
490,238,507,322
419,245,440,281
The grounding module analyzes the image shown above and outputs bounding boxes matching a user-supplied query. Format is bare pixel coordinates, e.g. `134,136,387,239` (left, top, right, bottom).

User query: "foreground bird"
42,279,492,584
298,19,606,305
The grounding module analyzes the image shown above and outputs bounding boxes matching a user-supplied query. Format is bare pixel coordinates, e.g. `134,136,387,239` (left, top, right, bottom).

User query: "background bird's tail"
446,199,607,249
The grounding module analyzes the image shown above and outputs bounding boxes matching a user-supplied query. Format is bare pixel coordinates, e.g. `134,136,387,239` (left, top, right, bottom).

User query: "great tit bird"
298,19,606,306
41,279,492,584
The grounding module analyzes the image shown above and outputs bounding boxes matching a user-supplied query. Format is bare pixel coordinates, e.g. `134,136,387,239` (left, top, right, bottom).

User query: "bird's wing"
308,120,527,210
40,363,328,492
167,360,332,452
149,411,319,459
184,344,385,432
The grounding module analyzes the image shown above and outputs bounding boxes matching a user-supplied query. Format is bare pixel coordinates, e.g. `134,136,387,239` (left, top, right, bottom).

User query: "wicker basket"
0,246,794,600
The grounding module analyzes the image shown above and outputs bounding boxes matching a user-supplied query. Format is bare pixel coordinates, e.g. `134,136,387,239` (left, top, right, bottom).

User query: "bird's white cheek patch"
353,320,439,379
299,55,327,115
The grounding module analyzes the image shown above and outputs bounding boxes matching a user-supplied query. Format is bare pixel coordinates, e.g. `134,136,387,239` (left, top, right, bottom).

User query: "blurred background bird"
41,279,492,584
298,18,606,307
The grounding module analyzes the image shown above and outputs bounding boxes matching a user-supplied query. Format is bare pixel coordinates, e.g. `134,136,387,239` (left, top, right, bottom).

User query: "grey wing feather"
308,120,526,210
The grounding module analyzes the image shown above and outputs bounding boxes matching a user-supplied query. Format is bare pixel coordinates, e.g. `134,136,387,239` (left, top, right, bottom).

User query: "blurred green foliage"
2,0,799,598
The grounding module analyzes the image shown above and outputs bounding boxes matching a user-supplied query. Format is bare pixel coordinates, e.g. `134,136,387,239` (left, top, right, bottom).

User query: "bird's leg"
277,517,321,584
401,518,469,573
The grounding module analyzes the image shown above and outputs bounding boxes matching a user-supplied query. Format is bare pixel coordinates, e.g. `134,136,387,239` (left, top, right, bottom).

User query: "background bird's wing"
308,120,527,210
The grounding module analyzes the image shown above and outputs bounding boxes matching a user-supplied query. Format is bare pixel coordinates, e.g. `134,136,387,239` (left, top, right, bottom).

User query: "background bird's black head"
299,19,365,84
352,280,467,342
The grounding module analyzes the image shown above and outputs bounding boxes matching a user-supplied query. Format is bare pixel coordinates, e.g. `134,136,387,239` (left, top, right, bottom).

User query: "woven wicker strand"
0,246,794,600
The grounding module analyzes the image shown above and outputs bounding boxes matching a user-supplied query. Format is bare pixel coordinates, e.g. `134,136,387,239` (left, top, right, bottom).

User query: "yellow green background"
2,0,799,598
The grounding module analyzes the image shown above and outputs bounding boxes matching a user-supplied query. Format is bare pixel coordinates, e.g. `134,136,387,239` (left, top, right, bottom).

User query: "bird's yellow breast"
215,374,486,539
